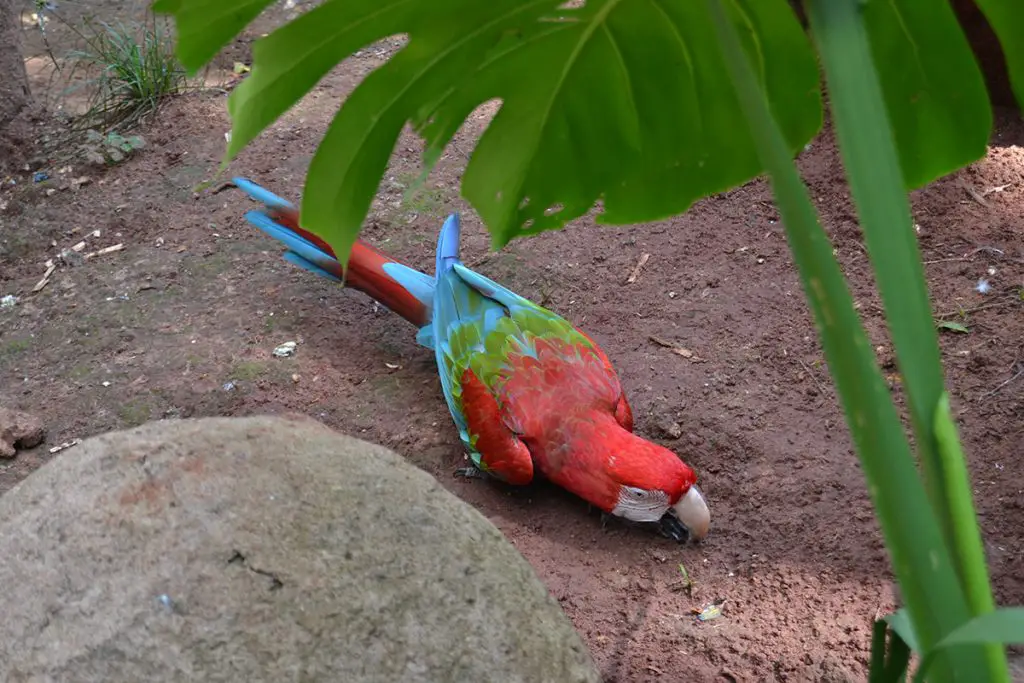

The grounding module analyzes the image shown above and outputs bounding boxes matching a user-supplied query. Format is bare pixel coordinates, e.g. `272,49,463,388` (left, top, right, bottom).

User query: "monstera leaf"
152,0,1016,263
154,0,821,258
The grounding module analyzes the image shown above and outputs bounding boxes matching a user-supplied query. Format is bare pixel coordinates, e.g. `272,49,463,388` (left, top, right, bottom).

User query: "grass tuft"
64,15,186,131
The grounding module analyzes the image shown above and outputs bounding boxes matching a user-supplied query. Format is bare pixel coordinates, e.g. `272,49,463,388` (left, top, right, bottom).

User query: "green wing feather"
433,264,593,469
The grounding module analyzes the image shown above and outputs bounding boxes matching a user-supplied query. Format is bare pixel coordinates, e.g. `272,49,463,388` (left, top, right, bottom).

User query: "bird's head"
604,432,710,543
550,417,711,543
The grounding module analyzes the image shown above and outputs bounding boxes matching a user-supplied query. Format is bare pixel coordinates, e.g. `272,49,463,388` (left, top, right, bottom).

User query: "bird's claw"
453,466,485,480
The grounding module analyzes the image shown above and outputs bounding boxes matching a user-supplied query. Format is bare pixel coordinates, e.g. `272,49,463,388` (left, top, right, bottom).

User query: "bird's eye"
629,487,646,498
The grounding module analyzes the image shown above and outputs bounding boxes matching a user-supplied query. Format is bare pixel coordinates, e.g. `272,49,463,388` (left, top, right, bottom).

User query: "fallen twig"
967,246,1005,258
84,243,124,259
65,230,103,255
466,251,498,269
32,263,57,293
449,140,472,161
648,335,703,361
981,183,1013,196
935,297,1018,319
979,361,1024,400
924,246,1011,266
625,253,650,284
923,257,969,266
960,181,990,207
798,358,828,396
48,439,80,454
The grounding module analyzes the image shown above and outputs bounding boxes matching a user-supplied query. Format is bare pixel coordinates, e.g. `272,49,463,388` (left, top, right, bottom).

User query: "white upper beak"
672,485,710,541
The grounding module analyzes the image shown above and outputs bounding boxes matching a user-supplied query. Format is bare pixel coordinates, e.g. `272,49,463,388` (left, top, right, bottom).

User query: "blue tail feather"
234,177,293,209
282,251,342,282
243,210,342,277
235,177,486,357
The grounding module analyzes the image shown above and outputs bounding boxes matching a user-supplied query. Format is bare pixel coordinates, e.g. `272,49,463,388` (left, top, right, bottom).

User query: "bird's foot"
453,466,485,480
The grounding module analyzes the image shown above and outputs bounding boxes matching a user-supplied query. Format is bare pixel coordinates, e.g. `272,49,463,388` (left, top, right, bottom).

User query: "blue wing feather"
452,263,537,315
428,213,540,457
434,213,462,277
430,214,472,444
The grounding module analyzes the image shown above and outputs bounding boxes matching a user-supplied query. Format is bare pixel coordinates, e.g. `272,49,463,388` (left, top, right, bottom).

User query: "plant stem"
706,0,973,678
868,619,887,682
934,392,1005,674
805,0,949,544
804,0,1006,679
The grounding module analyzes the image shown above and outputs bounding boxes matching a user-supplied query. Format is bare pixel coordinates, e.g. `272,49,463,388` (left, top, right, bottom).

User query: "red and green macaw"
233,177,710,543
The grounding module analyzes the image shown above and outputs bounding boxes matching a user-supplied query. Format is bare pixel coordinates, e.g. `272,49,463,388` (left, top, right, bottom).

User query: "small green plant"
117,400,152,428
66,16,186,131
80,129,146,166
936,320,970,335
68,365,92,381
396,172,446,218
0,338,32,358
228,360,268,382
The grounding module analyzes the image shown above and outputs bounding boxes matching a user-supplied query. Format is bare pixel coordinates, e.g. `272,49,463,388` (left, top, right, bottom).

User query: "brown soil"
3,5,1023,682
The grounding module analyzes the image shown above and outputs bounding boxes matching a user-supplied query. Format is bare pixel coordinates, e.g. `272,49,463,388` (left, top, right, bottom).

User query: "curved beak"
660,485,710,543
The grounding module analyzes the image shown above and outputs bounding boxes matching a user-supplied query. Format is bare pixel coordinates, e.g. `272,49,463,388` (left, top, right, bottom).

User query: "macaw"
232,177,710,543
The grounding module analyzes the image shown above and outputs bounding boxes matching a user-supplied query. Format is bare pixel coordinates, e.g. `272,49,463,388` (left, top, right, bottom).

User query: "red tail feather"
267,206,430,327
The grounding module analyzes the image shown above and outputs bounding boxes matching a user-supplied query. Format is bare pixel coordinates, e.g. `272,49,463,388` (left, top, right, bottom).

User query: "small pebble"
273,341,297,358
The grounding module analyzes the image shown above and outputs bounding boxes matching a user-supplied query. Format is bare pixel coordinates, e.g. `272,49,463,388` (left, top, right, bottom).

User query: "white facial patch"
611,486,670,523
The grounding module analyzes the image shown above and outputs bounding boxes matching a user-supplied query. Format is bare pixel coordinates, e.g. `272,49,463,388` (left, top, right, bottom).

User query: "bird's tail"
233,177,436,329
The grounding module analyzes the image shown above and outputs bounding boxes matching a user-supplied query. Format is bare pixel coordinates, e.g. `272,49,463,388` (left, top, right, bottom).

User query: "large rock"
0,415,600,683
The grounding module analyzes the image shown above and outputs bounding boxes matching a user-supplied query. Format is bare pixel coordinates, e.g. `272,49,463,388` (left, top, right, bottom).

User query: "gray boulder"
0,415,600,683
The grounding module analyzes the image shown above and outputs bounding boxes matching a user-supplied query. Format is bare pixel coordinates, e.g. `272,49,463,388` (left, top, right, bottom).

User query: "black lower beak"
657,511,690,543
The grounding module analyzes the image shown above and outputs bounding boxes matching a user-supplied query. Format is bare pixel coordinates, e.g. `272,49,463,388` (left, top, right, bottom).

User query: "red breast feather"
493,337,696,513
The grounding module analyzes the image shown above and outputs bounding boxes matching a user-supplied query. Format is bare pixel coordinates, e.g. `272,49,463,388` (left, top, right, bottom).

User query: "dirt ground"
2,3,1023,681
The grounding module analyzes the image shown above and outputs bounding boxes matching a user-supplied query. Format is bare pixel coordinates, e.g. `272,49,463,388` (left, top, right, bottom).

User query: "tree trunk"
0,0,33,170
